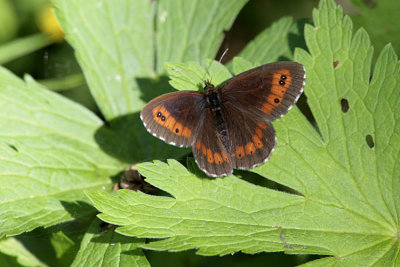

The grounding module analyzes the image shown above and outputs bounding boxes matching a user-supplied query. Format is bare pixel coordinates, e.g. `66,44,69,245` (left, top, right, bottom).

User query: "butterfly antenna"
219,48,229,64
208,48,229,83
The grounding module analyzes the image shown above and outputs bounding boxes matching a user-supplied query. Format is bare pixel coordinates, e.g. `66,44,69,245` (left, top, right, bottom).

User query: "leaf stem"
0,33,53,65
38,73,86,91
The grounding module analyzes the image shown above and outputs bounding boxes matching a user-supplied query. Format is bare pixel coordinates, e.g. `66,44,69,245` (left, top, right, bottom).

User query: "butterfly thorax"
203,81,220,108
203,81,231,153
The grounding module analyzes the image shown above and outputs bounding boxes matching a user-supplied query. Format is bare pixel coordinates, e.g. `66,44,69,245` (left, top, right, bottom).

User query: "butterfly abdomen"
205,90,231,153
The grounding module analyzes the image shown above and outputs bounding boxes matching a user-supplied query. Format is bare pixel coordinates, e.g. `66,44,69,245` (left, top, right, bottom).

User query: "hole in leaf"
341,98,349,113
8,144,18,152
333,60,339,68
366,134,374,148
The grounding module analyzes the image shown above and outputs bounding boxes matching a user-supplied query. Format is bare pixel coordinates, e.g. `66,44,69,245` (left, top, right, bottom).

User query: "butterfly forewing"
220,62,305,121
140,91,205,147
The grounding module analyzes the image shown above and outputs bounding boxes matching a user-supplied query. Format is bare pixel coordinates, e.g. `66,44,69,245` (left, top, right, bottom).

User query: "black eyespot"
280,75,287,80
279,80,285,85
161,116,166,121
175,128,179,133
274,98,280,103
157,112,162,117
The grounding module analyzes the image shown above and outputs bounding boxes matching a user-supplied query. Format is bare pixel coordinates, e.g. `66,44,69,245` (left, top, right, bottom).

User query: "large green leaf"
0,68,122,237
54,0,155,120
88,0,400,265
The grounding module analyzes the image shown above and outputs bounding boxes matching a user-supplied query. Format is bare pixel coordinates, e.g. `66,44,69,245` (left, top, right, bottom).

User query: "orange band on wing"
182,127,191,138
258,122,267,129
221,152,229,162
196,140,201,149
202,143,207,156
207,149,214,163
252,134,263,149
234,125,267,160
236,146,245,159
255,127,263,138
196,140,229,165
245,142,256,155
152,105,192,138
261,69,292,115
214,152,223,164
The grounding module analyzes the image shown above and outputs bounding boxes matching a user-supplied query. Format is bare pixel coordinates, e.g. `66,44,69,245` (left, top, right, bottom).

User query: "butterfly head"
203,80,216,94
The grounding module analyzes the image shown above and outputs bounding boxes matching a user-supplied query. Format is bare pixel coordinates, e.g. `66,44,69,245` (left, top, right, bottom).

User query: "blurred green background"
1,0,398,266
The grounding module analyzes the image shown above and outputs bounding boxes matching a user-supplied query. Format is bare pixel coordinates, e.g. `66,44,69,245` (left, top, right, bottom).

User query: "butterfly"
140,61,305,177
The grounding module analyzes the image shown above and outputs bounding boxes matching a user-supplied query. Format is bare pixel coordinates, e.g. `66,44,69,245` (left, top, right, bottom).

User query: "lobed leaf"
70,219,149,267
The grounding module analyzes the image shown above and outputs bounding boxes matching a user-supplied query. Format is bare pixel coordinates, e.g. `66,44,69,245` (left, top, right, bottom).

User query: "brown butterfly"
141,62,305,177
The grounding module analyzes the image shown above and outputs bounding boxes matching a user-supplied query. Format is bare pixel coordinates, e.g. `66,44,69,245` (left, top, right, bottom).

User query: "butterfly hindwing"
192,109,233,177
222,101,276,170
220,61,305,120
140,91,205,147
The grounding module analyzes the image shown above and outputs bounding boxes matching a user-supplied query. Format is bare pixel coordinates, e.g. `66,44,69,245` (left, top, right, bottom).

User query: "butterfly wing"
220,61,305,120
192,108,233,177
220,101,276,170
140,91,205,147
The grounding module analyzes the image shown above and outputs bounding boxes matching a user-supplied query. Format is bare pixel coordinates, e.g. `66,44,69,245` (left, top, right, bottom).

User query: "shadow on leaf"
94,75,191,164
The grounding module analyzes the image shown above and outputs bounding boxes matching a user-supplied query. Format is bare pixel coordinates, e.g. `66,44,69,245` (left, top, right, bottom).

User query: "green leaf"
350,0,400,61
0,68,122,237
156,0,248,72
231,57,257,74
53,0,155,120
165,60,232,91
230,16,307,67
89,0,400,264
70,219,149,267
235,16,293,64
